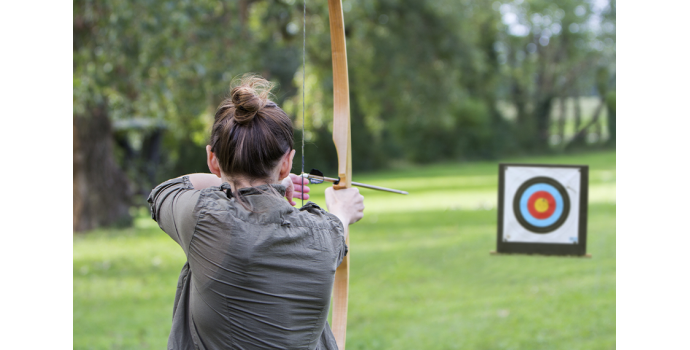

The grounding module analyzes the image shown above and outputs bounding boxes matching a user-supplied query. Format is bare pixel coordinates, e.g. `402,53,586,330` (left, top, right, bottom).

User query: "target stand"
493,163,589,257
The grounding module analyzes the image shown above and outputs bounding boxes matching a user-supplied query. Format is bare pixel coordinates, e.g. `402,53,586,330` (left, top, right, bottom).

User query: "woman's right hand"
325,187,365,226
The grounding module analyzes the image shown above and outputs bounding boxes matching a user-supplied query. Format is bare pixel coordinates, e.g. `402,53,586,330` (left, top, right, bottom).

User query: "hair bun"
230,75,275,125
231,86,262,124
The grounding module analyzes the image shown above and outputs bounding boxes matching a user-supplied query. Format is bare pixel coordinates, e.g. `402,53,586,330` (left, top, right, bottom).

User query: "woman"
148,75,364,349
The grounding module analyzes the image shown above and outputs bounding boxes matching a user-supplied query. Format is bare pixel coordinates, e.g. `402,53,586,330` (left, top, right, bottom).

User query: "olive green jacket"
148,176,347,349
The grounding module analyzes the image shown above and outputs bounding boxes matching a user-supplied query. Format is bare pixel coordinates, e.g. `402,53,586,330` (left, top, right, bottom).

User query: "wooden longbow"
327,1,352,348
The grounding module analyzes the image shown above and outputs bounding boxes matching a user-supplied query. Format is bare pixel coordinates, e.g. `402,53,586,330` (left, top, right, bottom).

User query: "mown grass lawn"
74,150,616,349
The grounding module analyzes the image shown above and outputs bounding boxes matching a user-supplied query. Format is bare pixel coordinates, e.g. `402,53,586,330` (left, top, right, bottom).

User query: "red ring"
527,191,556,219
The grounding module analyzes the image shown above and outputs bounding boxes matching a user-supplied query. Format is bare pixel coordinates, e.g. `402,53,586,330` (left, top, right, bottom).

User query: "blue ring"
518,183,564,227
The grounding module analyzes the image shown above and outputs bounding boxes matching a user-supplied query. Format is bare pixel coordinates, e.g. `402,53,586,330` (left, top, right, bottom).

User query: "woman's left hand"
282,173,311,206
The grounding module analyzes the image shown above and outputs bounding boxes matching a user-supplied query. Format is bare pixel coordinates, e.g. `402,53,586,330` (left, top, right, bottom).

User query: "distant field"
74,150,616,349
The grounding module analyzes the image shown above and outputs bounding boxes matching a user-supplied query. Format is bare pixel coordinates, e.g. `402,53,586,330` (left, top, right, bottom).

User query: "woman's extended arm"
187,173,223,189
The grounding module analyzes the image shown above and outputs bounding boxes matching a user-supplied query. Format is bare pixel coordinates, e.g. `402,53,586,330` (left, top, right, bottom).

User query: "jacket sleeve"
147,176,200,254
326,212,348,268
300,201,349,267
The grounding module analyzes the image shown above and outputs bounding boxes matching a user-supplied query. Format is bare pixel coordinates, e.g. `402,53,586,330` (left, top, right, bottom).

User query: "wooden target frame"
495,163,589,257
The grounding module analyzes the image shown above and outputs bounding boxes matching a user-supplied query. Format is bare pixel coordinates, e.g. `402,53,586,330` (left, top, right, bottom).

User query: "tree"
74,0,615,231
74,1,245,231
494,0,613,151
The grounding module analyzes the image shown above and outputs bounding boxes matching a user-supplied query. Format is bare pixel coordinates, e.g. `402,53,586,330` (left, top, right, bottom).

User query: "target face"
496,163,589,256
513,176,570,233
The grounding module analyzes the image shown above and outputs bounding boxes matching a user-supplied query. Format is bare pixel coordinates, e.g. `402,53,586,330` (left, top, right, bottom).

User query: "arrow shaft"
299,173,408,195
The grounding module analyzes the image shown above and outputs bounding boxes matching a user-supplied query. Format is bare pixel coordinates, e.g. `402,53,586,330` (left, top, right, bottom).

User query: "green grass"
74,150,616,349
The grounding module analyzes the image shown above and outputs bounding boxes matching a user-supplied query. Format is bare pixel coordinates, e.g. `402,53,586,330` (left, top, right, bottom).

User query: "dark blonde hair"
210,74,294,182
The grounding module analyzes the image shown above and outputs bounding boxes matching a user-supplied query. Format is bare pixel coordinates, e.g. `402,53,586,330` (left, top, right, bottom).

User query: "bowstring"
301,0,306,207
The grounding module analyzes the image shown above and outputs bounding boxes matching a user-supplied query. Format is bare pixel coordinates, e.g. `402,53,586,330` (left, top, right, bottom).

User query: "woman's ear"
278,149,296,181
206,145,222,178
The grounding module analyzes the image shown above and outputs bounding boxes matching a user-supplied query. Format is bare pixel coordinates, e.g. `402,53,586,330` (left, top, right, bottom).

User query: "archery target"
513,177,570,233
502,166,582,244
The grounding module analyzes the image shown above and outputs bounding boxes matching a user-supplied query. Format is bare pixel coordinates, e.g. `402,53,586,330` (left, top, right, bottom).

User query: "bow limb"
327,0,351,348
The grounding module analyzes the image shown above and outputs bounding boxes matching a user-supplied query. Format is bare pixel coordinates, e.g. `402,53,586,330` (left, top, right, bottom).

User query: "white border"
502,166,582,244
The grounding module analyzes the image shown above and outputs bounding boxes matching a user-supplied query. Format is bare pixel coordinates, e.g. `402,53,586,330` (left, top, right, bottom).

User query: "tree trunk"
593,113,601,144
566,98,605,150
574,94,582,131
606,91,616,147
512,83,527,125
511,83,533,149
569,89,586,148
534,95,554,149
73,105,132,232
557,95,567,146
143,129,164,196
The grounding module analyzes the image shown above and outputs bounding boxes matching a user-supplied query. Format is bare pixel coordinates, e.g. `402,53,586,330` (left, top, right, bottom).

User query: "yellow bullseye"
534,198,550,213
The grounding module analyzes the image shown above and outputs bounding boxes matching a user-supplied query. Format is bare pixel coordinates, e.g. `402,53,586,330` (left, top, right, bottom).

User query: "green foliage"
74,0,304,189
74,0,616,201
74,151,616,349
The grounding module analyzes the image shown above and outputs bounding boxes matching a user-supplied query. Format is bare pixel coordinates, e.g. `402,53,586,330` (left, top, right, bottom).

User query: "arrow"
299,169,408,195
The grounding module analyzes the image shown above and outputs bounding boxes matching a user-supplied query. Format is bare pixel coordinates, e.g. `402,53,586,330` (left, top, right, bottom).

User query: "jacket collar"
220,183,287,198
